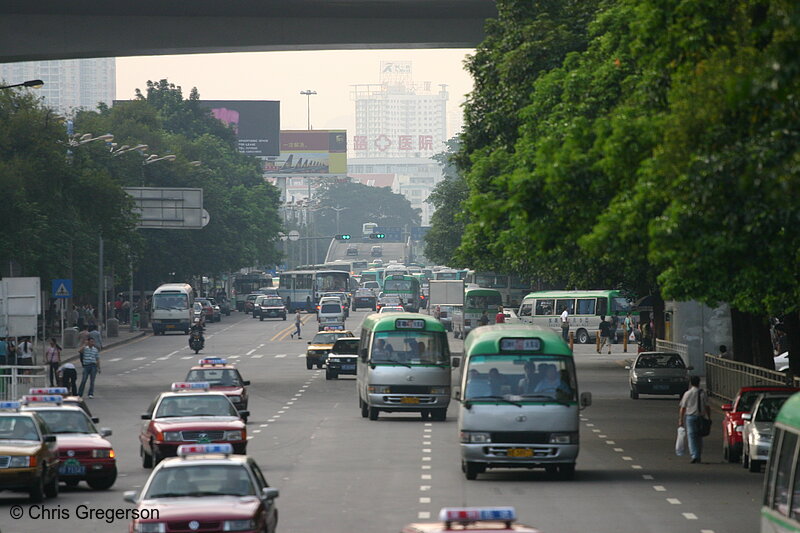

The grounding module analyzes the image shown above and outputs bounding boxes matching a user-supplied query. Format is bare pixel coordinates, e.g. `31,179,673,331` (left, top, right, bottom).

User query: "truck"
427,280,464,333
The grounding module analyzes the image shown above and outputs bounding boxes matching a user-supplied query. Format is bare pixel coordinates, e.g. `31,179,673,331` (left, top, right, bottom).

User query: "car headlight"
369,385,391,394
228,395,242,403
430,387,449,395
162,431,182,442
92,449,115,458
223,520,256,532
225,431,244,441
9,456,32,467
134,523,166,533
460,431,491,444
549,432,578,444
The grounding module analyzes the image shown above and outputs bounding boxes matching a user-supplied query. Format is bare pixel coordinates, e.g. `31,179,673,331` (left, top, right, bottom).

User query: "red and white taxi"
124,443,279,533
402,507,541,533
721,385,799,462
185,358,250,418
21,389,117,490
139,383,248,468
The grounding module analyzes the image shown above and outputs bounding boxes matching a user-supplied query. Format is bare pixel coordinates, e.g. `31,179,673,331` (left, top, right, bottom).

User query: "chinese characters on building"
353,135,434,152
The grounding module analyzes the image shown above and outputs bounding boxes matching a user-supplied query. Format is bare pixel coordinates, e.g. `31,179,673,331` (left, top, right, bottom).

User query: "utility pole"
300,90,317,130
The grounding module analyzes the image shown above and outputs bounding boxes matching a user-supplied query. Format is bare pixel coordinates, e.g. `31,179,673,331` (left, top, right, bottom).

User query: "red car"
721,385,799,462
22,393,117,490
139,383,248,468
185,358,250,419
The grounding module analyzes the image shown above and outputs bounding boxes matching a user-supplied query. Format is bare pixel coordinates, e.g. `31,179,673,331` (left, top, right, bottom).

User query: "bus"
464,271,532,309
363,222,378,237
232,271,273,311
762,392,800,532
456,324,592,480
433,269,459,281
359,268,385,288
357,313,451,421
517,290,634,344
382,274,422,312
453,288,504,339
278,270,351,312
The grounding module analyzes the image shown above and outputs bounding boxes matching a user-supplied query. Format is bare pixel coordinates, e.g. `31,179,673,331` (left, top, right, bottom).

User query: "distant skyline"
116,49,475,141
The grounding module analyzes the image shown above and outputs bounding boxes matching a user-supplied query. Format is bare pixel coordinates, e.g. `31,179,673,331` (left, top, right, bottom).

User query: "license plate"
342,365,355,370
59,460,86,476
653,384,669,391
166,324,175,329
508,448,533,458
401,397,420,404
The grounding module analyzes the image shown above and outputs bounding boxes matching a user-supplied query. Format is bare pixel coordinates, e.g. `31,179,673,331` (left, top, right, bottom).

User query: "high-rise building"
348,61,448,226
0,58,116,115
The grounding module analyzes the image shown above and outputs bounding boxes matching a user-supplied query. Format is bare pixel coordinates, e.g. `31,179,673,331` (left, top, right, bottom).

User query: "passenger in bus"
373,339,394,360
532,364,572,399
466,369,491,398
517,361,539,394
488,368,505,396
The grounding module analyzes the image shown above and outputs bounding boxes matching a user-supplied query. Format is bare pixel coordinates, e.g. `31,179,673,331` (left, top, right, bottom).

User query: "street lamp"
0,79,44,90
144,154,176,165
111,144,148,156
300,89,317,130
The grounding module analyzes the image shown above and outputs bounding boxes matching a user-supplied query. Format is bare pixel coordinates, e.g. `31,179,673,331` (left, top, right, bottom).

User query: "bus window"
535,299,554,316
772,430,798,516
612,297,633,315
518,302,532,317
791,436,800,521
596,297,608,316
296,274,312,290
555,299,574,315
576,298,596,316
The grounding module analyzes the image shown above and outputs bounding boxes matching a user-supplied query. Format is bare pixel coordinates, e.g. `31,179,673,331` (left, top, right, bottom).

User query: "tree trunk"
730,308,773,368
784,312,800,375
652,293,665,340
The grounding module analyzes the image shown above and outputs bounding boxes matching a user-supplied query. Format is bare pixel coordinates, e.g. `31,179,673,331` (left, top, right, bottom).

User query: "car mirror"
99,428,113,437
625,365,631,370
44,435,57,443
123,490,138,503
91,417,100,423
238,410,250,419
262,487,280,500
242,380,251,386
451,357,460,368
742,413,752,421
141,413,151,420
580,392,593,408
721,404,733,412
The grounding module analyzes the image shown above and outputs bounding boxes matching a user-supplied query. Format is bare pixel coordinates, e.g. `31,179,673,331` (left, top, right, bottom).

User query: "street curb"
62,331,150,365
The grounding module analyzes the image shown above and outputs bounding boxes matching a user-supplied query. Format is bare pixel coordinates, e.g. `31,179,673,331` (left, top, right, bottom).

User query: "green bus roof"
463,325,573,357
464,288,503,296
775,392,800,429
361,312,446,333
522,289,622,299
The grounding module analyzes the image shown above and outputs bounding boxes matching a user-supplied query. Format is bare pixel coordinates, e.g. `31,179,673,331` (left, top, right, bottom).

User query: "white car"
502,309,521,324
742,393,793,472
378,306,405,313
774,351,789,372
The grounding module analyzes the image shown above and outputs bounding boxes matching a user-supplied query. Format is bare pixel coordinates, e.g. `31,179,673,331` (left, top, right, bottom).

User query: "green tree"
424,137,468,266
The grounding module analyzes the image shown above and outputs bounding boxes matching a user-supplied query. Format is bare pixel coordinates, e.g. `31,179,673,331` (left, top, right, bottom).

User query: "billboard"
199,100,280,157
263,130,347,175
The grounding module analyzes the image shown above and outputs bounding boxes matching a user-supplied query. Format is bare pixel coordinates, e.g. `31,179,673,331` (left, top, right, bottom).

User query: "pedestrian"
679,375,711,463
114,296,123,320
121,299,131,324
88,325,103,350
495,305,506,324
77,337,101,399
59,362,78,395
16,337,34,366
290,310,302,339
560,306,570,342
433,306,441,320
0,337,7,365
598,316,612,354
719,345,732,360
478,310,490,327
78,324,90,348
45,338,62,387
610,315,619,344
77,304,86,330
68,304,79,328
624,312,633,334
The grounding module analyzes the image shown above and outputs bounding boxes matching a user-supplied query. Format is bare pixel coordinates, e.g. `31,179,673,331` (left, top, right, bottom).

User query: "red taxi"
21,390,117,490
124,443,279,533
139,383,248,468
185,358,250,420
402,507,541,533
721,385,799,462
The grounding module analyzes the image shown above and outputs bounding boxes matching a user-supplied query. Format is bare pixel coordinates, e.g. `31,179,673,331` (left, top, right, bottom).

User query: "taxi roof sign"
171,382,210,392
177,443,233,457
198,358,228,366
0,401,22,411
21,395,63,405
439,507,517,526
29,387,68,395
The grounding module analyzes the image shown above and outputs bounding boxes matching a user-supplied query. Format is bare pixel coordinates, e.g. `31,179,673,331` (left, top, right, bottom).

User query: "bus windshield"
385,279,415,291
153,293,189,311
371,331,448,365
316,271,349,292
464,355,577,402
475,274,508,288
466,293,503,309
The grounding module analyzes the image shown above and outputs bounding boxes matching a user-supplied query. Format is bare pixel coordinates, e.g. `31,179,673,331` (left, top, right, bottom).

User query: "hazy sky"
116,49,475,139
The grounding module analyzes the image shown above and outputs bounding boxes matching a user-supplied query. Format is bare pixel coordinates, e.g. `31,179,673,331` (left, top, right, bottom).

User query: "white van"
151,283,194,335
317,297,346,331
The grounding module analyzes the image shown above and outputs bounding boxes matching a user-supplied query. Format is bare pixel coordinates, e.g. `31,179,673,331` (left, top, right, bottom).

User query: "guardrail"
0,366,48,401
704,355,798,402
655,339,689,362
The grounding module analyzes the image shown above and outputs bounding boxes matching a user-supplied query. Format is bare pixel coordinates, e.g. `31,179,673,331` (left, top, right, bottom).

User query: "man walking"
78,337,101,399
88,325,103,350
679,376,711,463
560,307,570,342
290,310,302,340
598,316,612,354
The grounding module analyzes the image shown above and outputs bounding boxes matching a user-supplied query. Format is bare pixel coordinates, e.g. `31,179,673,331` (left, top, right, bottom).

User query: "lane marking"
423,449,431,453
133,357,145,360
107,358,121,362
632,465,643,470
654,486,666,491
643,475,654,480
586,423,595,427
421,474,432,480
422,465,431,470
260,424,269,428
424,423,432,427
423,441,431,445
275,354,287,358
297,354,305,358
422,457,431,461
253,430,261,434
667,498,681,505
246,349,256,355
622,456,633,461
168,350,180,356
181,356,193,360
420,497,431,503
613,448,624,452
252,355,264,359
598,434,607,438
258,343,265,348
228,355,241,359
606,440,616,445
683,513,698,520
418,512,431,519
420,485,431,491
592,429,601,433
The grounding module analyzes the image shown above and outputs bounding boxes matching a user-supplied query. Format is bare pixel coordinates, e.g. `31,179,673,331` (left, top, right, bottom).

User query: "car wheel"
368,406,379,420
432,409,447,422
464,462,481,480
283,315,287,321
260,316,264,321
630,387,639,400
141,445,153,468
306,359,313,370
29,474,45,503
44,469,59,498
742,446,750,469
576,329,589,344
360,398,369,418
749,458,761,473
325,371,333,380
86,470,117,490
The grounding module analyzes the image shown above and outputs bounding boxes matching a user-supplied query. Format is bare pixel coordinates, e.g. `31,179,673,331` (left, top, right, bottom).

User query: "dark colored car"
352,289,377,311
253,295,287,321
627,351,691,399
325,338,360,380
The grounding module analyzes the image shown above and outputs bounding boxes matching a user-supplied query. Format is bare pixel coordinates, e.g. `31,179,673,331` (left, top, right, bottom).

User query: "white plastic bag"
675,426,687,456
629,331,636,342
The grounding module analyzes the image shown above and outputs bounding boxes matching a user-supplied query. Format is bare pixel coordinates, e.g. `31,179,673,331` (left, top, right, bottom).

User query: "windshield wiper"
465,395,522,408
52,430,90,434
375,359,411,368
149,492,193,498
519,394,571,406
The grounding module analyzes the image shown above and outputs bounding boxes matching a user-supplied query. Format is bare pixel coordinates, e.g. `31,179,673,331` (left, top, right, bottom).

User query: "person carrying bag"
679,376,711,463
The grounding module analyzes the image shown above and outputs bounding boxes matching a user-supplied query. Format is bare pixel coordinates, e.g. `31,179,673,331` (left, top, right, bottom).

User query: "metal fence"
0,365,48,401
704,355,798,402
655,339,689,362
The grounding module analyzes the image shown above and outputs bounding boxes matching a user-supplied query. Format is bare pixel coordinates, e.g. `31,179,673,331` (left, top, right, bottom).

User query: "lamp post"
300,89,317,130
0,79,44,90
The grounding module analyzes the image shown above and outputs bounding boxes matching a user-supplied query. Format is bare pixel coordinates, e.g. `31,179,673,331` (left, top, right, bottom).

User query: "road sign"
411,226,430,241
52,279,73,299
288,230,300,242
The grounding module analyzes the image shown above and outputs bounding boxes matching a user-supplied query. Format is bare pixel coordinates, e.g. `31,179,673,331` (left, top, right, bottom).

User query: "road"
0,310,763,533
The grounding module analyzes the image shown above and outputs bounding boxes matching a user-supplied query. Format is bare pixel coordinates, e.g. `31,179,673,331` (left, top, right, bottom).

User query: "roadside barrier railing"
0,366,48,401
703,355,797,402
655,339,689,362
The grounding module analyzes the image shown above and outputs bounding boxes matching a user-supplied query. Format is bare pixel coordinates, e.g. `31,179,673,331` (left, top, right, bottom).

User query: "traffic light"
369,233,385,239
334,234,351,240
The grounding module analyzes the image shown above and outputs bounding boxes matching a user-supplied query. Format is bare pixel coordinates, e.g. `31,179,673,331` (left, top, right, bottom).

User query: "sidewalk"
61,327,149,365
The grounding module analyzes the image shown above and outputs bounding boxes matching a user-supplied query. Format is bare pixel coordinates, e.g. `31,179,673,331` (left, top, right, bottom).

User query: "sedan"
627,351,691,399
742,393,793,472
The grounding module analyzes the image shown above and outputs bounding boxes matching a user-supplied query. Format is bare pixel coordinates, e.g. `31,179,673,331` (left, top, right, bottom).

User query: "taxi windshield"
635,353,685,369
311,332,345,344
33,409,96,434
464,355,577,402
186,369,242,387
145,465,256,498
156,395,237,418
370,331,449,365
0,417,40,441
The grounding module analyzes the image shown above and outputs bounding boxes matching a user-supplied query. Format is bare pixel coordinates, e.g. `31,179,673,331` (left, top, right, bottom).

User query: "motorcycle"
189,325,205,354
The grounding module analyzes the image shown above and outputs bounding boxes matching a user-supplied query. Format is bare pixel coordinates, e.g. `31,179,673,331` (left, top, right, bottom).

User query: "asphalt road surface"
0,310,763,533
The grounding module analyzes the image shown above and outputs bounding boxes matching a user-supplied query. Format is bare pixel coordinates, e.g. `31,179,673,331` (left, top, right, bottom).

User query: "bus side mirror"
580,392,592,408
452,357,460,368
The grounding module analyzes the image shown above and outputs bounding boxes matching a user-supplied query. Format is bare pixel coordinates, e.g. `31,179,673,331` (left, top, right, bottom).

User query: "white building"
348,61,448,226
0,58,116,115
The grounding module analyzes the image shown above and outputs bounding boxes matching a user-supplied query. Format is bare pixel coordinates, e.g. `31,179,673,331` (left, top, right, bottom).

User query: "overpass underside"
0,1,496,62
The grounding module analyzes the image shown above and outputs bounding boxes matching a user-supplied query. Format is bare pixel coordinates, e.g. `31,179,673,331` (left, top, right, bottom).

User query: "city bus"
231,271,273,311
359,268,385,288
455,324,591,480
464,271,532,309
278,269,351,312
357,313,451,421
433,269,459,281
453,288,504,339
517,290,634,344
382,274,422,312
762,392,800,532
